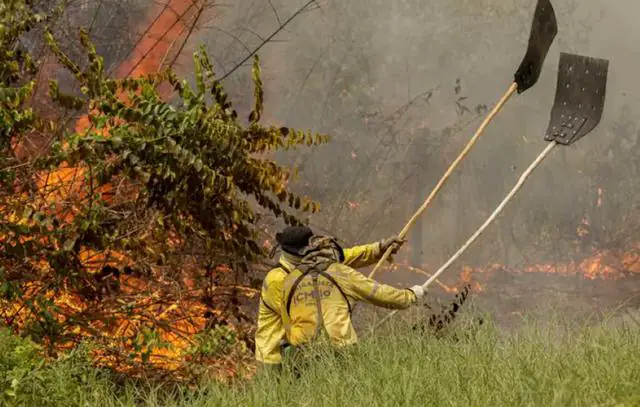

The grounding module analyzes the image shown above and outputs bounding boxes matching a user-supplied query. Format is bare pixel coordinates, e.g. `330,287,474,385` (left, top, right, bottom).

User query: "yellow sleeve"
342,242,382,269
254,269,286,364
337,266,417,309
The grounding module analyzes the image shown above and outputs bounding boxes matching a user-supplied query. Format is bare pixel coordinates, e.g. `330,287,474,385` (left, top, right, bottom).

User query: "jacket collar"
278,252,301,273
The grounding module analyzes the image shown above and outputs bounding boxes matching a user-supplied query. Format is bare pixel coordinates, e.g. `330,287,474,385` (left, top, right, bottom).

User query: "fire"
596,187,603,208
457,266,485,293
390,260,469,293
0,0,246,378
623,245,640,274
39,0,199,212
74,0,196,135
115,0,196,80
577,217,590,237
397,242,640,296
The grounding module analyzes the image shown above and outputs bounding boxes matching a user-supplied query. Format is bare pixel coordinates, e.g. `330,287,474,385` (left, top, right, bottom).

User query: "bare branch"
205,26,254,55
267,0,282,26
218,0,317,82
235,26,266,42
167,5,205,69
120,2,198,78
108,0,173,76
89,0,104,32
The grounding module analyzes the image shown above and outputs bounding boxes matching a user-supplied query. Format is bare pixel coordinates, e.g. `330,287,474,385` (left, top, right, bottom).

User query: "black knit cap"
276,226,314,255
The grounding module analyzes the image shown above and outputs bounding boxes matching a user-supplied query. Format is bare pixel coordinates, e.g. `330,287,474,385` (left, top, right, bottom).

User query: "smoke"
64,0,640,316
193,0,640,315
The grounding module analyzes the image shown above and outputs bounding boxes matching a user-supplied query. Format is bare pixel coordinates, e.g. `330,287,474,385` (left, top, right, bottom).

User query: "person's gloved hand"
409,285,426,300
379,236,406,254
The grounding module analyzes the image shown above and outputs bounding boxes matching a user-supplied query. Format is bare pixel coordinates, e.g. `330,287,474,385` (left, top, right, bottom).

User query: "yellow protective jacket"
255,242,389,364
280,253,416,349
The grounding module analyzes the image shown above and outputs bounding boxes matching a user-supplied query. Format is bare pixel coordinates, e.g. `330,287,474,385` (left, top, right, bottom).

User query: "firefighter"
254,226,410,368
280,234,424,360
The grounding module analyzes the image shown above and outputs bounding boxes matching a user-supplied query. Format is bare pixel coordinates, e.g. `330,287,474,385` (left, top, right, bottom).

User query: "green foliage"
1,315,640,406
0,0,40,184
41,32,326,265
0,0,328,376
0,328,43,400
187,325,241,359
182,325,252,378
0,328,114,406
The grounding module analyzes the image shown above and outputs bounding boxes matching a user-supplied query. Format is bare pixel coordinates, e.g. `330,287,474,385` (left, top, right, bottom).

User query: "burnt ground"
349,269,640,333
468,271,640,327
247,265,640,341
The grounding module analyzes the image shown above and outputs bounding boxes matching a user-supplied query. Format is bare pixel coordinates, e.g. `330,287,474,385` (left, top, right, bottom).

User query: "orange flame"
576,217,590,237
398,240,640,296
116,0,195,80
447,244,640,293
4,0,230,376
596,187,603,208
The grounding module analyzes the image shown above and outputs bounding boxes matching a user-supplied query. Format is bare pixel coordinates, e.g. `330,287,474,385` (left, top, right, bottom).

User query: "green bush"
188,326,242,359
0,328,115,406
2,313,640,406
0,0,328,376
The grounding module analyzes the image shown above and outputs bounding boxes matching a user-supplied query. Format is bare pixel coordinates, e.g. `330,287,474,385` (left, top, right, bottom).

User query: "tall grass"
1,311,639,406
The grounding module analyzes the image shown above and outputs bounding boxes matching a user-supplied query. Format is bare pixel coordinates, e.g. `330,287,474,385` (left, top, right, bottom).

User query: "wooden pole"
368,82,519,279
367,141,557,334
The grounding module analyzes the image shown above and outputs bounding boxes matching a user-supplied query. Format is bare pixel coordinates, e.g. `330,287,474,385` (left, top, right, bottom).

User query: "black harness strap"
277,262,290,274
261,298,277,314
311,274,327,339
316,269,352,314
285,268,313,318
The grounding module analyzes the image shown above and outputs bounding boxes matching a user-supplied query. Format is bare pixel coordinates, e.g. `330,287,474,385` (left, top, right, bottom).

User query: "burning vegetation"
0,0,325,380
1,0,639,383
390,232,640,296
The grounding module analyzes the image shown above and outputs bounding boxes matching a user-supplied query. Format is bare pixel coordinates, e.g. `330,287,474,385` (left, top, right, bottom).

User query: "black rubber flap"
544,52,609,145
514,0,558,93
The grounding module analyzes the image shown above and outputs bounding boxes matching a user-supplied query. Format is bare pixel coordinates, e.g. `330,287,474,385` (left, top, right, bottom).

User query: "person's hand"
409,285,426,300
379,236,406,254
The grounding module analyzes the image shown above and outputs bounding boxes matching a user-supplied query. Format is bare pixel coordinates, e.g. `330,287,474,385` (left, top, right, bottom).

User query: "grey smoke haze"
201,0,640,310
205,3,634,246
89,0,640,314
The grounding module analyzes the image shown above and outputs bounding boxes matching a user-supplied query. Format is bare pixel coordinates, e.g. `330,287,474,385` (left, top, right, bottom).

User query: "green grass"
1,312,640,406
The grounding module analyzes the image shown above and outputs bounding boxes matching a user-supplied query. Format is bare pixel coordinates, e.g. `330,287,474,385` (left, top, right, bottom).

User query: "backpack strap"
261,298,277,314
278,261,291,274
311,273,327,339
315,269,352,315
285,267,314,318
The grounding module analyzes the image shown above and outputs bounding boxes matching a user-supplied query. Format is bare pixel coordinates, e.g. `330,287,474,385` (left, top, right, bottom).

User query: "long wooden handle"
368,82,519,279
366,141,558,335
